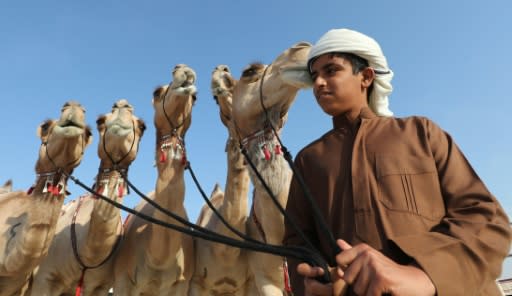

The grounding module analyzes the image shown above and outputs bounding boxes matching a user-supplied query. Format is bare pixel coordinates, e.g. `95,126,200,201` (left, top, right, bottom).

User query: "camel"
113,64,197,295
0,101,92,296
0,180,12,194
230,42,313,295
189,65,257,296
30,99,146,296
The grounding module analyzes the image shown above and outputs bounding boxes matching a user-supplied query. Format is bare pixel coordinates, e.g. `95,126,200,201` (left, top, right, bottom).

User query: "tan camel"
30,99,146,296
0,101,92,296
189,65,257,296
113,64,197,295
0,180,12,194
230,42,313,295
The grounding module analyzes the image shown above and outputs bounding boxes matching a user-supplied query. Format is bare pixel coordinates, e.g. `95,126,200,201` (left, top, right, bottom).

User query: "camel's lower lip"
61,121,84,129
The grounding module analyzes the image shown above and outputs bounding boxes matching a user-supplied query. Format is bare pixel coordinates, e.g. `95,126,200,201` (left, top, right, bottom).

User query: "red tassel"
27,186,34,195
283,259,292,292
118,183,124,198
263,145,271,161
181,154,187,166
95,185,103,198
160,150,167,163
52,185,61,196
275,144,282,155
75,270,85,296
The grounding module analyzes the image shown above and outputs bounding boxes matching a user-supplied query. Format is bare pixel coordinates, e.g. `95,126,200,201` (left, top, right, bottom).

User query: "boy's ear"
361,67,375,88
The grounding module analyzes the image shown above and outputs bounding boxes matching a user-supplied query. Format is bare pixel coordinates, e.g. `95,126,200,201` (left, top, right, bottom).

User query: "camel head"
231,42,312,140
96,99,146,170
153,64,197,140
211,65,247,170
35,101,93,175
211,65,238,129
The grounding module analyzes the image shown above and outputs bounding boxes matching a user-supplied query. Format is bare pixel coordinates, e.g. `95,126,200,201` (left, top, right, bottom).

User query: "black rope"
160,80,190,138
186,162,261,244
103,119,137,168
240,146,319,254
64,171,331,279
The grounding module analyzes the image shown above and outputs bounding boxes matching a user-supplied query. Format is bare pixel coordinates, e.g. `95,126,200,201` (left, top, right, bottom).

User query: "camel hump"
1,179,12,193
211,183,223,195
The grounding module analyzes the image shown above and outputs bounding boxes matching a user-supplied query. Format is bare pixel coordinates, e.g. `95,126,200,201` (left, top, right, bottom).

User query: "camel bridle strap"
250,200,267,243
161,84,191,138
42,126,87,173
102,119,139,170
70,195,124,271
213,95,232,125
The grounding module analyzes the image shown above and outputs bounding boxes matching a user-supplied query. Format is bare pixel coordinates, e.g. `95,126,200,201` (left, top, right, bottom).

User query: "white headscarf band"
308,28,394,117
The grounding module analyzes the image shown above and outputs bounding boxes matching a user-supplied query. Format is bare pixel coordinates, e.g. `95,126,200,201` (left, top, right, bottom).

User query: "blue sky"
1,1,511,279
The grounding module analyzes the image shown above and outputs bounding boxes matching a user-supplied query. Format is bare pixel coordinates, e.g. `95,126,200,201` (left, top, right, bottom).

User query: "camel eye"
41,120,52,132
242,68,256,77
96,115,106,127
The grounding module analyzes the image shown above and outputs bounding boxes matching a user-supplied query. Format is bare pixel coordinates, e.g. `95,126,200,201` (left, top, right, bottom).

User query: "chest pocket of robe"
376,154,445,221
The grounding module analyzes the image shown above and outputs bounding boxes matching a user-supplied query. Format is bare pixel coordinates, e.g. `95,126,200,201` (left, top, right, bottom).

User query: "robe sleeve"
390,118,511,295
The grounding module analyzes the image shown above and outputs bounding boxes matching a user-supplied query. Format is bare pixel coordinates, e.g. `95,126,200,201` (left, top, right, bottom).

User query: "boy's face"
310,53,369,117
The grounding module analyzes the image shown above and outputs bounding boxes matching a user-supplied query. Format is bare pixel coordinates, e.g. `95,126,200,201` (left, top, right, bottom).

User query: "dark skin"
299,53,436,296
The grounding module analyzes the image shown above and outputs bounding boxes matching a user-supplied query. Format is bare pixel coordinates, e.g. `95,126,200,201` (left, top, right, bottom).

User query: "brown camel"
0,180,12,194
113,64,197,295
231,42,313,295
0,101,92,296
190,65,257,296
30,99,146,296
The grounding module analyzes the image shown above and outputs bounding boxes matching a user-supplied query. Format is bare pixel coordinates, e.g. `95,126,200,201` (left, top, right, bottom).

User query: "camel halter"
27,126,88,197
161,83,193,139
43,124,88,172
101,119,139,170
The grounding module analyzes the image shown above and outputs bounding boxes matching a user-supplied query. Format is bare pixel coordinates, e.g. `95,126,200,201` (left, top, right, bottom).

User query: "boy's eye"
326,66,337,75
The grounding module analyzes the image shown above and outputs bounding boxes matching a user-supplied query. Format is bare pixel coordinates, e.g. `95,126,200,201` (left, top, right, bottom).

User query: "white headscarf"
308,28,394,117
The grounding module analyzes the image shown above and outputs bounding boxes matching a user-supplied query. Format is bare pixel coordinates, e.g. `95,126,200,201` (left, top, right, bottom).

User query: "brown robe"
284,107,511,295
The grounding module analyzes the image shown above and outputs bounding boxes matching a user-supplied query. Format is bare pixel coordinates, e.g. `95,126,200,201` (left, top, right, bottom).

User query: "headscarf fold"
308,28,394,117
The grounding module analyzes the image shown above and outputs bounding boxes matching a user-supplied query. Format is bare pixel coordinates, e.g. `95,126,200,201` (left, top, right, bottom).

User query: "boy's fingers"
297,262,325,277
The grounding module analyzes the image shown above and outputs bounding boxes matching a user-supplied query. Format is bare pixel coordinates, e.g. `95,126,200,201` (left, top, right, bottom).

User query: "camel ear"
153,86,165,102
37,119,54,139
84,125,93,146
96,115,106,133
280,66,313,89
137,118,147,137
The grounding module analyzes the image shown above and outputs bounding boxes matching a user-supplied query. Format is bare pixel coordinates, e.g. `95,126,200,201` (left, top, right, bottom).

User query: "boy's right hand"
297,263,348,296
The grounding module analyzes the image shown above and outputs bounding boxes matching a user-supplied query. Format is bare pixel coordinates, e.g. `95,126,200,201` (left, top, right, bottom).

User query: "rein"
70,195,123,270
64,170,330,274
